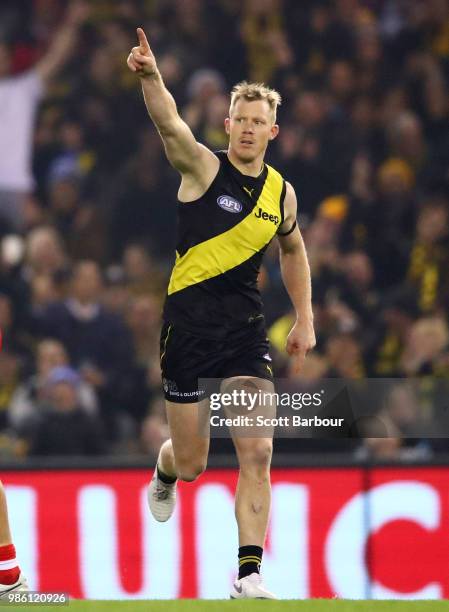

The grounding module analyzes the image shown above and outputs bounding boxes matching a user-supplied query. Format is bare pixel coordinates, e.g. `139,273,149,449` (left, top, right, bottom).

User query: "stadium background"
0,0,449,601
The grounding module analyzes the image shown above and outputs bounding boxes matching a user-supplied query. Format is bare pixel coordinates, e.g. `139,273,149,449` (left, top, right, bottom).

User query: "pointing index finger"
136,27,150,53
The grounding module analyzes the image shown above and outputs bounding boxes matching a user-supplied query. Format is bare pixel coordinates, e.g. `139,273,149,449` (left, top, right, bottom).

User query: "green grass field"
5,601,449,612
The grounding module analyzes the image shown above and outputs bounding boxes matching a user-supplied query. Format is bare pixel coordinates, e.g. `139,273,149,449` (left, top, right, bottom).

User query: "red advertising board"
1,467,448,599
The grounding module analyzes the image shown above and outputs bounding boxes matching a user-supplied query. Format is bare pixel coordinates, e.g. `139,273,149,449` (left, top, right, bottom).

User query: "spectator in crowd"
139,395,169,461
102,266,132,317
33,260,134,439
0,1,89,234
183,69,226,135
121,294,162,425
325,333,366,379
122,243,167,297
0,294,28,357
48,174,107,262
407,198,449,313
109,132,176,260
34,261,132,376
242,0,293,83
356,382,433,461
22,226,69,315
399,315,449,377
23,226,68,279
29,366,105,456
366,288,418,377
8,338,98,435
126,294,160,367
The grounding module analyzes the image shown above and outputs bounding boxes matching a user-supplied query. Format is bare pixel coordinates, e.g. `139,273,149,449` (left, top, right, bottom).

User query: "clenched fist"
286,319,316,375
127,27,158,78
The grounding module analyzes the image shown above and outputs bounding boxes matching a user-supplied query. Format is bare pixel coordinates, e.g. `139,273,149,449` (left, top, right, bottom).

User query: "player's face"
225,99,279,163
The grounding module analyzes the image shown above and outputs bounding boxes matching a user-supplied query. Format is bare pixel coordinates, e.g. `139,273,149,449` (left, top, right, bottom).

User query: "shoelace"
153,478,172,501
155,488,170,500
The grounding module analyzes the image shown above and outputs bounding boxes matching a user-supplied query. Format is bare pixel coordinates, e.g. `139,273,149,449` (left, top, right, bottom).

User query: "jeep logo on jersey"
255,206,279,225
217,195,242,213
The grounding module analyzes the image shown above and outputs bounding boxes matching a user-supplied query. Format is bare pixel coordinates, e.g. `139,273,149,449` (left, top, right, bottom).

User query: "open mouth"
240,140,254,146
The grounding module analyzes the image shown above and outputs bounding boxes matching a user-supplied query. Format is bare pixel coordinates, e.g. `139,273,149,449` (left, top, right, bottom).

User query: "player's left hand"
286,319,316,375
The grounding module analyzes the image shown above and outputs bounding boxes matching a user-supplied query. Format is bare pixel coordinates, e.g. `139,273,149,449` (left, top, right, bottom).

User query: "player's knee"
240,441,273,471
177,461,207,482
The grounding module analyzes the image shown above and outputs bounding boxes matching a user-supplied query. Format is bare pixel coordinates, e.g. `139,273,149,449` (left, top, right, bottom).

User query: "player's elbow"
158,121,178,139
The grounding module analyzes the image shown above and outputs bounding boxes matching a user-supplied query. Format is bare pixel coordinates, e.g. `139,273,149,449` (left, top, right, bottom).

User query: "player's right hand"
127,27,158,78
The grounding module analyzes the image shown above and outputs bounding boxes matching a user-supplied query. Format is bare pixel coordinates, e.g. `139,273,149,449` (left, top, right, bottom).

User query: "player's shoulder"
264,161,288,200
213,150,229,163
284,180,296,195
265,161,295,195
209,150,236,180
265,160,288,185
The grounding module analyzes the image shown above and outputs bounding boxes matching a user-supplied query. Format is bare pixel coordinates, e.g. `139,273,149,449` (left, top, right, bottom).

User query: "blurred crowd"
0,0,448,461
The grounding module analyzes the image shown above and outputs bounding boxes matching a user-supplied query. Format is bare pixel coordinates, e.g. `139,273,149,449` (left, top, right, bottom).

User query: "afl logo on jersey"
217,195,242,213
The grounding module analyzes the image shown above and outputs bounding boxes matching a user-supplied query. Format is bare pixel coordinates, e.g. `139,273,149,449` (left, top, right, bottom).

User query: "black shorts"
159,316,274,403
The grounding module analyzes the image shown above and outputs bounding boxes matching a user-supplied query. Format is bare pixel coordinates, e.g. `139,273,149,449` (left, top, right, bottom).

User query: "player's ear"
224,117,231,135
269,124,279,140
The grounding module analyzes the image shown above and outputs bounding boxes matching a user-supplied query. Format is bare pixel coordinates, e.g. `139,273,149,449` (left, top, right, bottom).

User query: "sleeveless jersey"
163,151,286,338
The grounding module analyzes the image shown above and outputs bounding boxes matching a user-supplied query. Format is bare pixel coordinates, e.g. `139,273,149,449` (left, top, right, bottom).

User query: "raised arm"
278,182,316,373
127,28,218,188
35,1,89,84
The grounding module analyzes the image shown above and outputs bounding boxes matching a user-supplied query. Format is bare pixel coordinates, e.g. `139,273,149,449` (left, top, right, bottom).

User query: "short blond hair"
230,81,282,123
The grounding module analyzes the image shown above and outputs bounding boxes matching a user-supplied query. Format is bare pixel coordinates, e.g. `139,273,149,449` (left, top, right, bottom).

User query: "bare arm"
127,28,218,186
278,182,316,373
35,1,89,84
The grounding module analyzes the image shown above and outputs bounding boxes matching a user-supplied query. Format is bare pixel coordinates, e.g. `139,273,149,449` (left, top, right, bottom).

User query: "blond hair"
230,81,282,123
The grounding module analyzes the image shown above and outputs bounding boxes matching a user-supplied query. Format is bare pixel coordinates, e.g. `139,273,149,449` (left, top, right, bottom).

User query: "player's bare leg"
148,400,210,521
226,377,277,599
0,481,28,597
233,435,273,547
157,439,177,479
160,399,210,481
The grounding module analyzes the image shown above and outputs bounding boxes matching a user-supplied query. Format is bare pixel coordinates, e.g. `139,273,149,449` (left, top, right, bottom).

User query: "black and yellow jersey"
163,151,287,337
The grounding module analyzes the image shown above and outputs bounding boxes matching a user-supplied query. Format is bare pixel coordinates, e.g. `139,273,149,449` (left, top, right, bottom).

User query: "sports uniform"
160,151,294,403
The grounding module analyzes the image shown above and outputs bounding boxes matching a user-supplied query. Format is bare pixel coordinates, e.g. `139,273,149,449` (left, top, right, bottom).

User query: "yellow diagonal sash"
168,165,283,295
